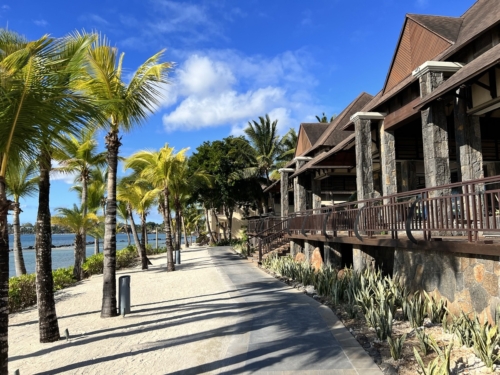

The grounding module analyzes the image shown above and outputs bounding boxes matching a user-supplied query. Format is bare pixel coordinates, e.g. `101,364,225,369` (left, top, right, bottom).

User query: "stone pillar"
419,72,451,192
353,245,375,273
400,161,417,192
311,176,322,210
379,121,397,197
454,88,483,183
354,117,374,202
290,239,303,258
324,243,342,269
279,169,294,218
304,241,315,261
294,159,309,213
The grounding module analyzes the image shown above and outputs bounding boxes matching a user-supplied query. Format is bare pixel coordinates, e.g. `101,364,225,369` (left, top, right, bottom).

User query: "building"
251,0,500,321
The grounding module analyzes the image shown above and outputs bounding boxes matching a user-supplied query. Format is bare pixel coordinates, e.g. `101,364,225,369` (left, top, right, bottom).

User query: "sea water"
7,232,176,277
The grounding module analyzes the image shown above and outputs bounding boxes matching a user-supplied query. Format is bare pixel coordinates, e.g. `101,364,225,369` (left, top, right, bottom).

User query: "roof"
407,14,463,43
440,0,500,60
307,92,373,155
290,134,356,179
342,91,384,130
417,42,500,109
263,179,280,193
302,123,329,148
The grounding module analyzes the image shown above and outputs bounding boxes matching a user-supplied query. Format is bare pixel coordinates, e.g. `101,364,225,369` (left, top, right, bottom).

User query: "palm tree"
53,128,106,262
244,114,280,184
117,178,155,270
315,112,336,123
5,160,38,275
78,36,172,318
116,201,131,246
0,30,99,358
124,145,187,272
270,128,299,181
52,205,99,280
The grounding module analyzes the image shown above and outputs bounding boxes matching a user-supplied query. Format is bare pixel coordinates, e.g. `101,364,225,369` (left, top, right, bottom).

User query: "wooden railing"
248,216,286,236
287,175,500,243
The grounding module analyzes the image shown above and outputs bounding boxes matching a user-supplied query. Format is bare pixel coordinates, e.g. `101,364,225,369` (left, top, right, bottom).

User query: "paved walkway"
9,246,382,374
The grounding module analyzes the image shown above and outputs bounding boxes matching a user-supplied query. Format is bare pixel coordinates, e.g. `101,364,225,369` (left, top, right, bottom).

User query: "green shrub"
146,244,167,255
83,253,105,276
116,246,138,269
213,239,241,247
9,273,36,313
388,333,406,360
52,267,76,290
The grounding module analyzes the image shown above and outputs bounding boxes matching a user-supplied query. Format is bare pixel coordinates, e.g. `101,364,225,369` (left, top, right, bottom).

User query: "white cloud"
79,13,109,26
34,19,48,27
162,50,322,135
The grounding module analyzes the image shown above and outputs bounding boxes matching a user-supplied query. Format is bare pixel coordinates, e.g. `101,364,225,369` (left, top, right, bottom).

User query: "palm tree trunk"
205,206,216,244
140,213,148,270
73,232,84,281
81,177,88,264
213,208,223,241
127,206,142,258
36,150,60,342
0,176,11,373
94,237,99,254
13,201,27,275
224,206,233,241
175,200,181,250
182,214,189,248
163,188,175,271
101,130,120,318
125,218,131,246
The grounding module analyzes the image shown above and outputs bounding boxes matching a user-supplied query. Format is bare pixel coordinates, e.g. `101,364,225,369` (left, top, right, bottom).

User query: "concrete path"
8,245,382,374
210,247,383,375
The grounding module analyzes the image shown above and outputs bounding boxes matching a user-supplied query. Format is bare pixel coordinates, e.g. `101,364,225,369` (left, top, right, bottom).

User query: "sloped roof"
307,92,373,155
440,0,500,60
417,42,500,109
407,14,463,43
290,134,356,179
302,123,329,148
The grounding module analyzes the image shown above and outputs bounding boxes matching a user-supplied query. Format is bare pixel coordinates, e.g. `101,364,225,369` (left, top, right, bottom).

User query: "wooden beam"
489,67,498,99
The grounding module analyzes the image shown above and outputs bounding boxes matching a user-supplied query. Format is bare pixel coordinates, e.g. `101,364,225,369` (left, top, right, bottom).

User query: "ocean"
7,232,181,278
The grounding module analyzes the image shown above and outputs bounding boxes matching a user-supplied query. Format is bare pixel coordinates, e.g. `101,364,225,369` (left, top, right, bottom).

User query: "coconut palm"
52,205,99,280
116,201,131,246
315,112,336,123
0,30,99,357
124,145,187,272
5,160,38,275
77,36,172,317
244,114,280,184
53,128,106,261
117,178,155,270
270,128,299,180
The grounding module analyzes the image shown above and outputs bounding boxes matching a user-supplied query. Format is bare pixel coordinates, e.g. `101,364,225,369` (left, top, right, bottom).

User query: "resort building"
251,0,500,321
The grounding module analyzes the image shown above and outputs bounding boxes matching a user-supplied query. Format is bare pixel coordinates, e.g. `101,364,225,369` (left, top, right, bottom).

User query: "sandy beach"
9,245,240,374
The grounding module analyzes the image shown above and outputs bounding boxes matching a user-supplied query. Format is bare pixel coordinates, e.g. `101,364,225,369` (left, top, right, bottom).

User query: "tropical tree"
5,160,38,275
77,36,172,317
270,128,298,180
117,178,155,269
315,112,336,123
116,201,131,246
124,145,187,272
53,127,106,261
244,114,280,184
52,205,99,280
0,29,100,365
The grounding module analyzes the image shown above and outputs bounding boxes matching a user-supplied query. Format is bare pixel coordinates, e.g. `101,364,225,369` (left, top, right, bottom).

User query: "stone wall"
394,248,500,322
353,245,394,275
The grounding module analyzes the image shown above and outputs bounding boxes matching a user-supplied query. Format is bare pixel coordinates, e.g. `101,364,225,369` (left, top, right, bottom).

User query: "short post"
118,275,131,316
258,239,262,263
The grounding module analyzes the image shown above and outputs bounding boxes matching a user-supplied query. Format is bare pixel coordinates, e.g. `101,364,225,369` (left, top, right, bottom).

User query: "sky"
3,0,476,224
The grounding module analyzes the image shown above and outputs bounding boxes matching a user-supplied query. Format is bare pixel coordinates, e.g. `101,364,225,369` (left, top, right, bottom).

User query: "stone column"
379,121,397,197
311,176,322,210
290,240,303,258
279,169,294,218
454,88,483,183
419,72,451,192
354,117,375,202
353,245,375,272
293,158,309,213
304,241,315,261
324,243,342,269
400,161,417,192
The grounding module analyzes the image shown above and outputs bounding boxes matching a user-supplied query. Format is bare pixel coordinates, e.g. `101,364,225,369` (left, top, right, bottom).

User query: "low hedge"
10,246,141,313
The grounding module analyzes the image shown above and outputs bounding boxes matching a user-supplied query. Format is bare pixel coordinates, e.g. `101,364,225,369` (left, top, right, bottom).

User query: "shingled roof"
307,92,373,155
302,123,329,148
407,14,463,43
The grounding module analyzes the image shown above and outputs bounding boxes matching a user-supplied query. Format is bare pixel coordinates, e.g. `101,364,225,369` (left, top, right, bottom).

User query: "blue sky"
4,0,475,224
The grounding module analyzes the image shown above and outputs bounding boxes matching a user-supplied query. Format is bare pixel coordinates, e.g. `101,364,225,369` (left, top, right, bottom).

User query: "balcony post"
312,176,322,210
279,168,294,218
379,121,397,198
454,87,483,183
